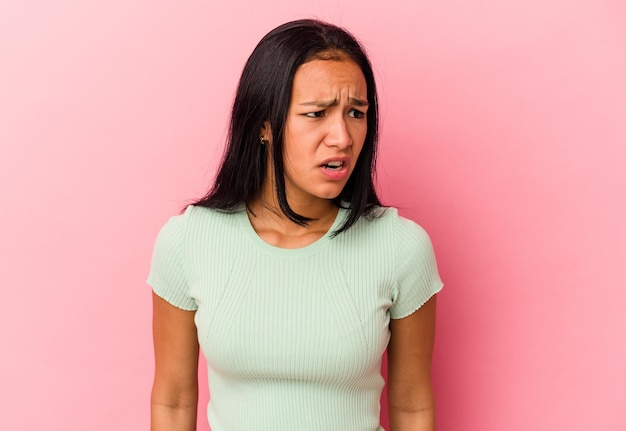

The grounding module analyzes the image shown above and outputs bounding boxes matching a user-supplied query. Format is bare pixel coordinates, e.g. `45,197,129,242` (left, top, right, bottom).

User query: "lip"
319,156,351,167
319,156,351,181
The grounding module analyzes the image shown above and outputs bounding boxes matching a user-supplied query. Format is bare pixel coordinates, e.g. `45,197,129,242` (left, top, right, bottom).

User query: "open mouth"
321,161,345,170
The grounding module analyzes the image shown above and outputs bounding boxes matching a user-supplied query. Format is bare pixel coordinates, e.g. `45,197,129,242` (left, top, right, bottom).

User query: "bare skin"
387,297,437,431
151,293,199,431
151,58,438,431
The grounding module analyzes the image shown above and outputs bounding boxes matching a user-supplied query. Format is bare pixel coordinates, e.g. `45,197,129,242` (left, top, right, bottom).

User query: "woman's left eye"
348,109,365,119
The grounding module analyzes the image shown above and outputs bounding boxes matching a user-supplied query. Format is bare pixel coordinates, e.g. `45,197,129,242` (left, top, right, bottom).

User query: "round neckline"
237,205,348,258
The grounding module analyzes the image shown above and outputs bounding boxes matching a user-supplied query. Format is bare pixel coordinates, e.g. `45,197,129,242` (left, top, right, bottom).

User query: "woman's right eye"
305,110,325,118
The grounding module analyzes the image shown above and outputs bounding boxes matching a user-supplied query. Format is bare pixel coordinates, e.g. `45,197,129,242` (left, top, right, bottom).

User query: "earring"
260,136,266,145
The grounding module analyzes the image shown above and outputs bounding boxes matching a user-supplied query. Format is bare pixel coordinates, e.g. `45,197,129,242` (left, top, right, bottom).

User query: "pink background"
1,1,625,430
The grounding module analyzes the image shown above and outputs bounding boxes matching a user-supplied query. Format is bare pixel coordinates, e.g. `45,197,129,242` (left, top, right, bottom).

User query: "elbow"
388,403,435,415
150,380,199,411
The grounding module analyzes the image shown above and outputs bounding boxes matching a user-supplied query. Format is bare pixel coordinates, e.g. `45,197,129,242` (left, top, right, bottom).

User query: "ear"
260,121,272,143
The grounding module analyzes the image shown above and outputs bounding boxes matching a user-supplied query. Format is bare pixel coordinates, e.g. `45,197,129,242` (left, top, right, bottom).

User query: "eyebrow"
299,97,369,108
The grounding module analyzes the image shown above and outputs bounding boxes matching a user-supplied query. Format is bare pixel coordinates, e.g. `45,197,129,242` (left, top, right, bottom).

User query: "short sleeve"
390,215,443,319
147,212,198,311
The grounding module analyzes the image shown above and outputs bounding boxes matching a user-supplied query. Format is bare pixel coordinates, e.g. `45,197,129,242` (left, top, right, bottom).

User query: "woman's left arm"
387,295,438,431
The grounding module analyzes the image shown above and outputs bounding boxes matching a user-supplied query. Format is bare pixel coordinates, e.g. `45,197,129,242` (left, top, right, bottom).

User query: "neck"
257,170,339,215
248,181,338,237
249,195,338,230
246,196,339,249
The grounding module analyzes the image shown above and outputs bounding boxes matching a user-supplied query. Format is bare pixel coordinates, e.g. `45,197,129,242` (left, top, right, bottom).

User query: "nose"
324,115,352,148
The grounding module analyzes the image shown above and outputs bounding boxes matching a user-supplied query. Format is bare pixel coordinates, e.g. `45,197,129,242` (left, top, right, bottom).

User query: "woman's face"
280,58,368,205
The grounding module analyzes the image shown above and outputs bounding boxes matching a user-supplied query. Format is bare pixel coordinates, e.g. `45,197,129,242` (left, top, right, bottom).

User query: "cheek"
354,127,368,153
282,141,309,173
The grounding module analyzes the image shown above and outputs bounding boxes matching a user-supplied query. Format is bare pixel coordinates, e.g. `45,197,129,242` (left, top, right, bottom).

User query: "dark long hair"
192,19,382,235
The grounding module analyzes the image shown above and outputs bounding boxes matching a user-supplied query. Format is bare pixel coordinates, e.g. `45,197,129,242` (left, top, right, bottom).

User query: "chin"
315,187,345,201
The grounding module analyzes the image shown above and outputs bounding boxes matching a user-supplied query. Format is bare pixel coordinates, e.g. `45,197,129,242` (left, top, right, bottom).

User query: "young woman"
148,19,443,431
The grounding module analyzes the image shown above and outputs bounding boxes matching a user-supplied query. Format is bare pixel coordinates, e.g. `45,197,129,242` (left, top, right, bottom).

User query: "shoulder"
153,205,241,247
391,210,434,249
357,206,437,261
152,209,188,250
339,206,434,256
166,204,243,229
354,206,431,239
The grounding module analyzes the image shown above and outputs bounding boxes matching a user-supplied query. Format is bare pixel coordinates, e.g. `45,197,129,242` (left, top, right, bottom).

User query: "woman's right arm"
151,291,199,431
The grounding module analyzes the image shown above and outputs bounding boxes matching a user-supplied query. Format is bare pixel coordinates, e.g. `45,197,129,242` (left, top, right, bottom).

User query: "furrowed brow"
299,97,369,108
349,97,369,107
299,99,338,108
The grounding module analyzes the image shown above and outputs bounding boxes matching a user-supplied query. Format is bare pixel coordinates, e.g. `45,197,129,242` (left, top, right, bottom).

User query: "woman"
148,19,443,431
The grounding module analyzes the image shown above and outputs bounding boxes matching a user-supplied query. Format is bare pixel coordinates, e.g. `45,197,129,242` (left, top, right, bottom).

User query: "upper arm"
387,295,437,412
152,291,199,406
390,216,443,320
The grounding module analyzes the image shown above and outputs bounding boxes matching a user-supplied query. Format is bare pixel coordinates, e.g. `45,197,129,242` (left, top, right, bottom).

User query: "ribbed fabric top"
147,205,443,431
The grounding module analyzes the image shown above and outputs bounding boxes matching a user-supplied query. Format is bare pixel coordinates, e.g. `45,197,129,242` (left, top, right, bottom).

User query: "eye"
305,110,325,118
348,109,366,119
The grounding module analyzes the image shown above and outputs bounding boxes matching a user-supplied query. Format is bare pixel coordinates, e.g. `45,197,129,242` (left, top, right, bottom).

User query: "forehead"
290,59,367,99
